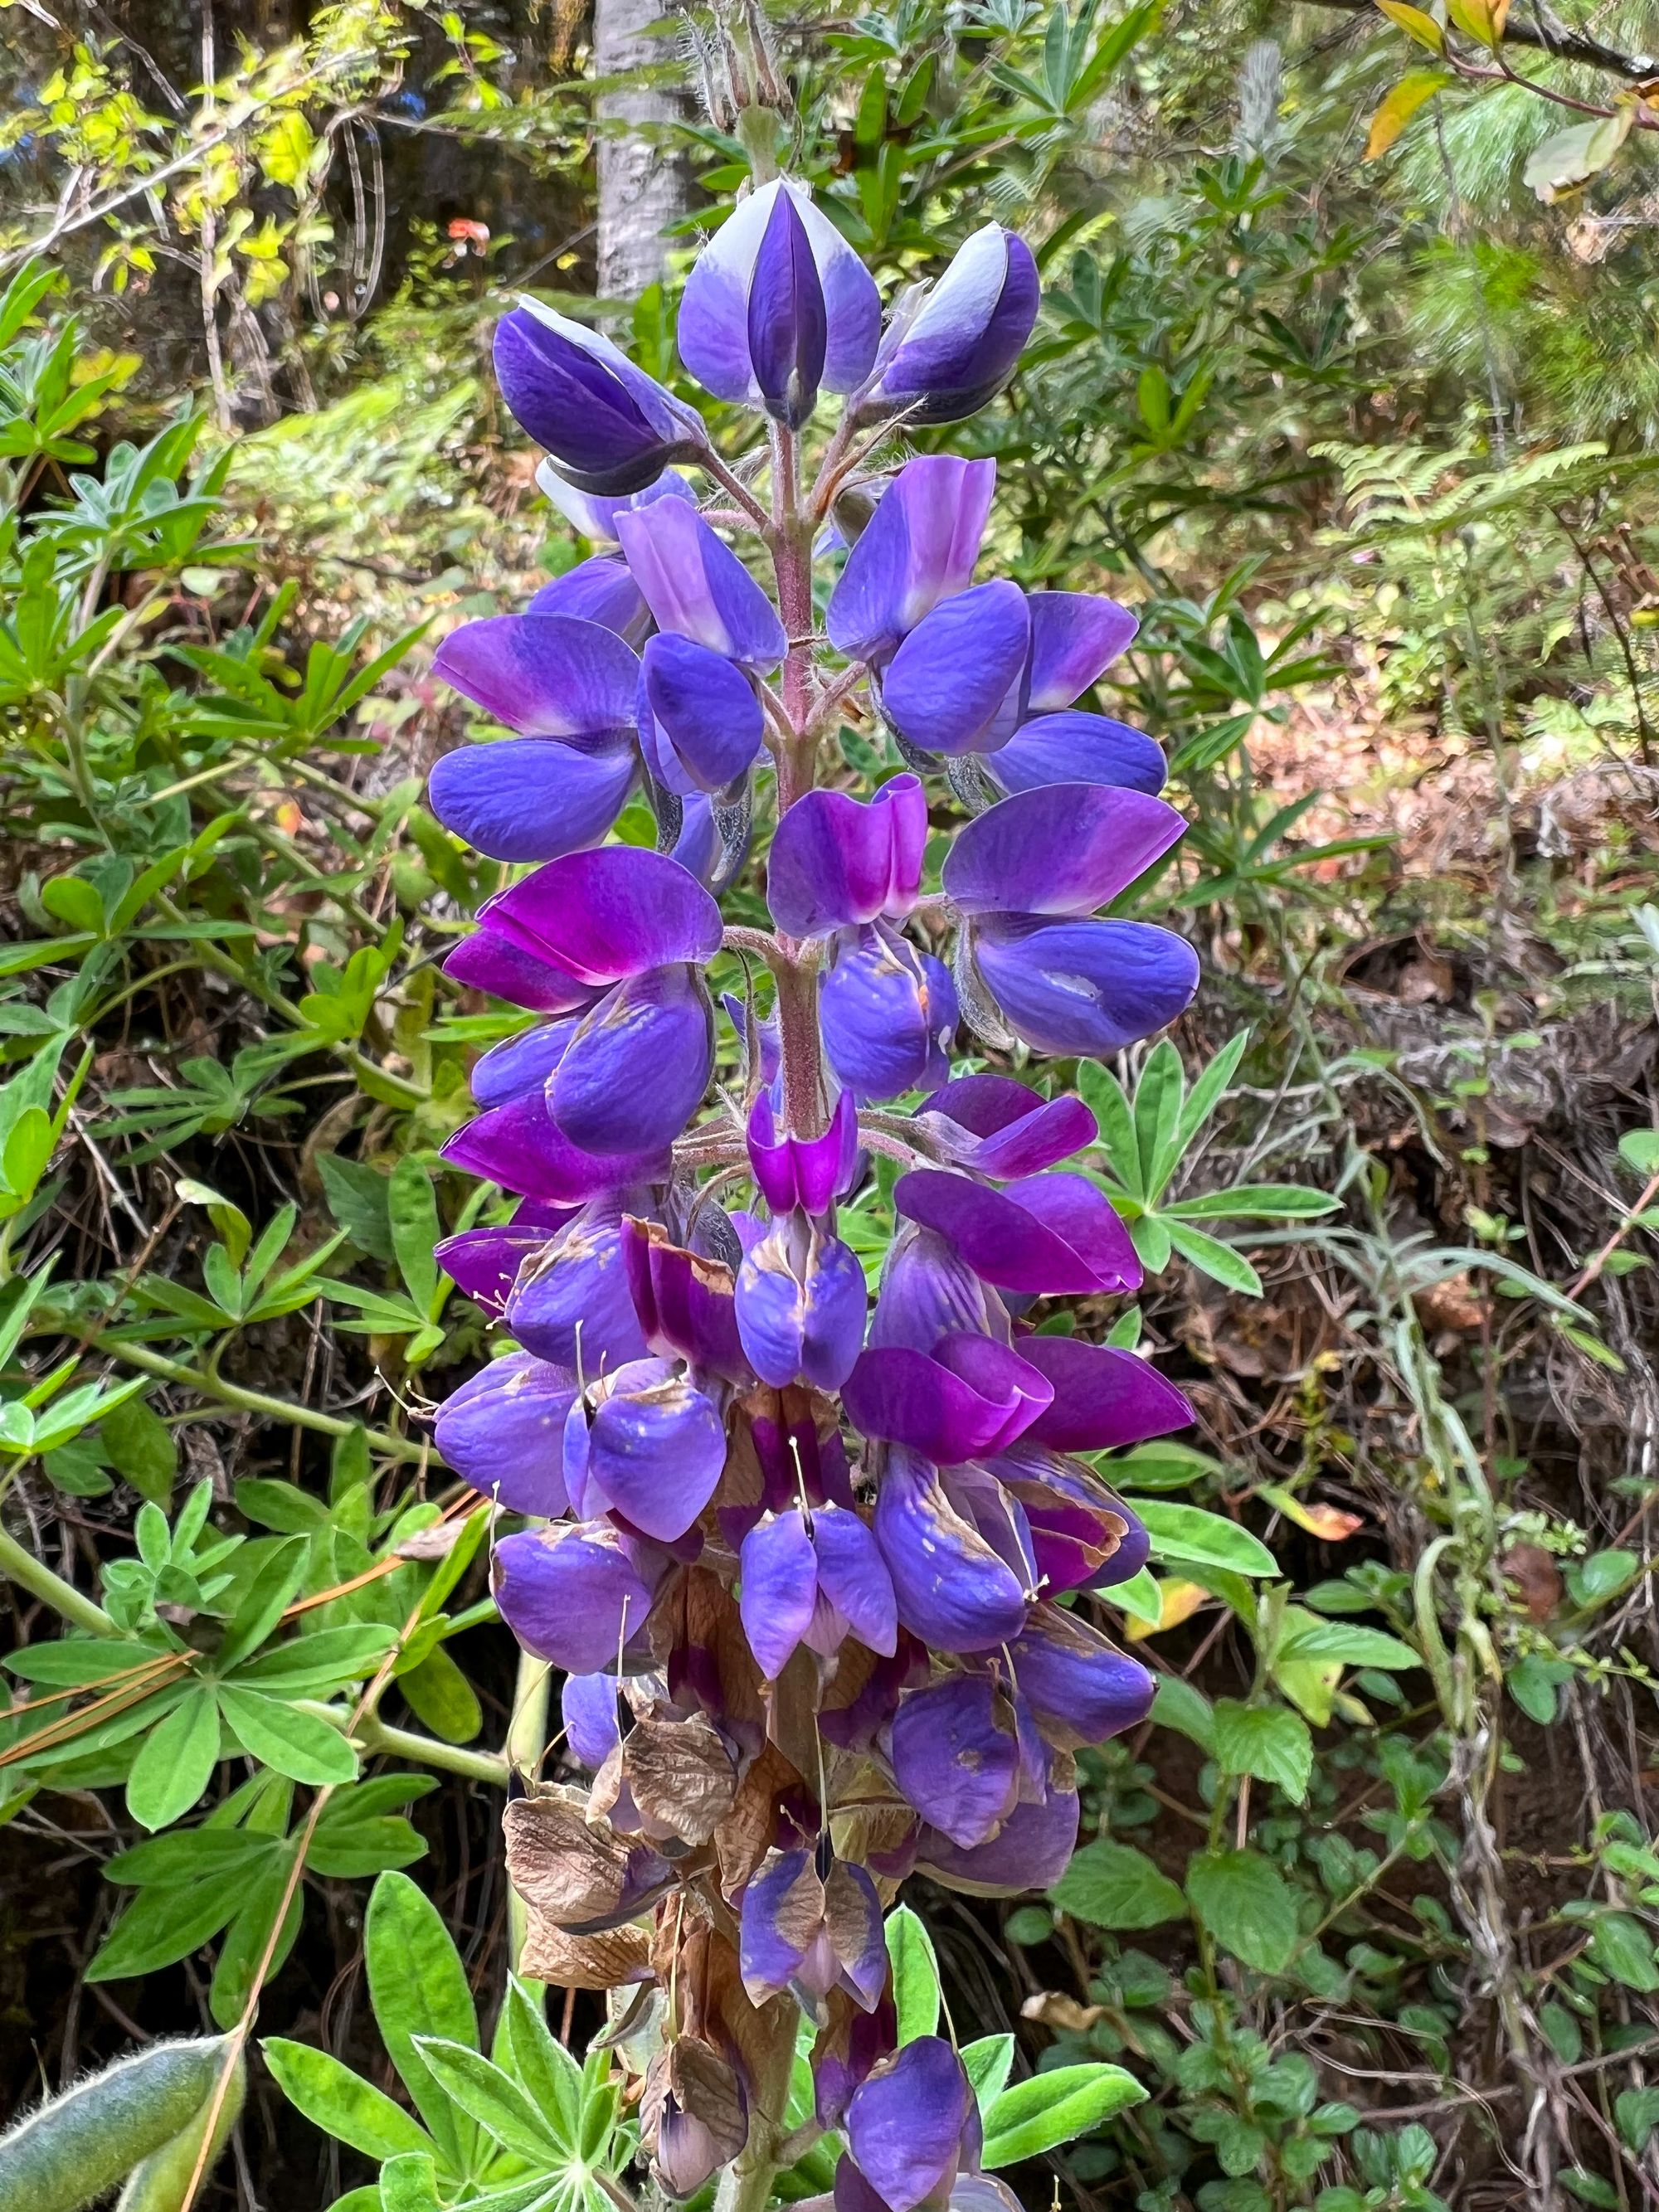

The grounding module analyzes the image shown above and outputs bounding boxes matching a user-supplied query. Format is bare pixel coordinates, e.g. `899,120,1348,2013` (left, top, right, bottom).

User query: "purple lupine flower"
820,924,957,1101
826,456,995,666
430,177,1207,2207
493,1519,667,1672
894,1168,1142,1296
869,223,1040,424
615,501,787,670
638,631,766,795
562,1357,727,1541
839,2038,980,2212
430,615,640,862
737,1504,898,1680
735,1213,868,1390
766,774,927,937
494,299,707,494
432,1350,575,1513
943,781,1199,1055
747,1087,859,1216
679,180,881,421
740,1843,888,2010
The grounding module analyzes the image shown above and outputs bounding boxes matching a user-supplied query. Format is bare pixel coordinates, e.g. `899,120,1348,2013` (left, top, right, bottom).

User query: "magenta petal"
747,1088,859,1217
1026,591,1139,711
621,1218,749,1382
433,1351,574,1514
739,1510,820,1681
766,775,927,938
942,783,1187,918
827,455,995,666
552,965,714,1155
492,1519,665,1672
871,1448,1030,1653
916,1764,1079,1896
585,1359,728,1542
494,303,698,495
615,501,786,671
894,1169,1141,1296
971,916,1200,1057
469,1021,577,1108
444,927,597,1016
442,1092,670,1203
890,1675,1019,1846
435,1221,563,1314
914,1074,1097,1180
987,1443,1151,1595
844,1334,1048,1462
433,613,640,738
739,1846,818,2001
844,2040,974,2212
482,848,723,984
1018,1334,1194,1452
880,581,1029,756
736,1218,867,1391
986,709,1165,800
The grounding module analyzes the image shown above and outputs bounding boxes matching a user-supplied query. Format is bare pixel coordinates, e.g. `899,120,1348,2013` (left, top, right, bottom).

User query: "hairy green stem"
506,1649,552,1975
108,1344,428,1462
297,1702,510,1783
0,1526,115,1635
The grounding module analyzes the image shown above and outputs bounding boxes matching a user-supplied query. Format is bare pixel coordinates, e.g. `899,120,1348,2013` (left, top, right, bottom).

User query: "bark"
593,0,691,304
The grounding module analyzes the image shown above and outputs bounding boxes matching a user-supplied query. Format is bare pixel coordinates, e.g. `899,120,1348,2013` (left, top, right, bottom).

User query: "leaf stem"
0,1524,115,1634
106,1343,429,1462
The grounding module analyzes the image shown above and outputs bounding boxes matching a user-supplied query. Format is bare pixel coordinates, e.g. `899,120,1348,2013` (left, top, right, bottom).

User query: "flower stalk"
423,174,1201,2208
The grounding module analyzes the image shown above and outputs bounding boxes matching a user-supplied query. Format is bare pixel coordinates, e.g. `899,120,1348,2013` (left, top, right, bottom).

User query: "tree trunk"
593,0,690,304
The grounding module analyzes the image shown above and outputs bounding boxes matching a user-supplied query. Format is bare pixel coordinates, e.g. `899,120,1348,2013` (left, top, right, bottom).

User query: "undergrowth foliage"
0,6,1657,2212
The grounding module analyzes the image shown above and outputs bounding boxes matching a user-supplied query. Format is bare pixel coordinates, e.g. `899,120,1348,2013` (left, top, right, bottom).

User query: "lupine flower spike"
427,178,1199,2203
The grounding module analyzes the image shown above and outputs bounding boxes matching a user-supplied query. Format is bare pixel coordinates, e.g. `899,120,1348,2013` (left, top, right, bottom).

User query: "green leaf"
961,2034,1015,2115
216,1686,359,1784
367,1870,480,2173
99,1395,179,1505
1107,1565,1163,1626
981,2063,1146,2166
380,2151,445,2212
1185,1848,1299,1974
389,1156,441,1312
494,1977,581,2154
1133,1038,1185,1199
216,1537,309,1671
1524,109,1633,204
1175,1029,1249,1154
1053,1840,1187,1931
414,2038,562,2163
125,1685,221,1831
1618,1129,1659,1179
1078,1060,1139,1194
1125,1500,1277,1577
1212,1701,1314,1803
1275,1622,1419,1671
1168,1184,1338,1221
88,1869,251,1980
886,1904,941,2044
1161,1216,1263,1295
315,1154,397,1261
1151,1674,1215,1752
398,1645,483,1743
1588,1912,1659,1992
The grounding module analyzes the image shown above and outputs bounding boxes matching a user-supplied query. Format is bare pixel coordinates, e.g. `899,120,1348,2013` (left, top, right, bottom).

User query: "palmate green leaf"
216,1685,359,1784
414,2038,564,2165
87,1864,260,1981
1052,1840,1187,1931
380,2151,445,2212
234,1623,399,1694
1167,1184,1338,1221
494,1978,582,2154
263,2039,436,2164
398,1646,483,1743
124,1685,221,1830
1185,1848,1299,1974
210,1847,304,2028
1160,1216,1262,1295
367,1870,480,2175
980,2063,1146,2166
1077,1059,1139,1196
1175,1028,1249,1155
1133,1038,1185,1200
885,1904,941,2044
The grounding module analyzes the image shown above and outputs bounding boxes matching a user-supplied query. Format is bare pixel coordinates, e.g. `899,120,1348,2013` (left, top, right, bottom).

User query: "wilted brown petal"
715,1739,803,1899
504,1787,678,1934
625,1709,740,1845
518,1908,652,1990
